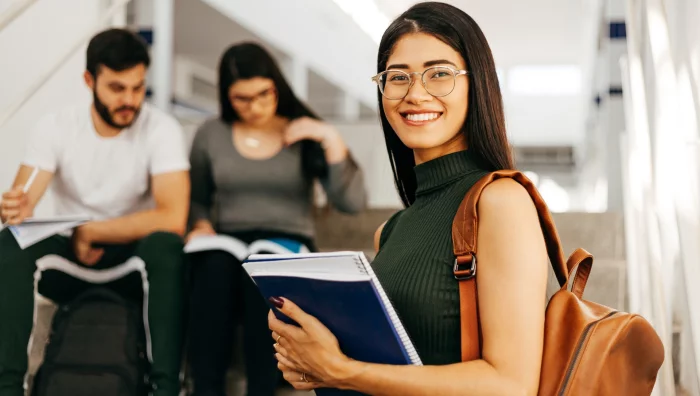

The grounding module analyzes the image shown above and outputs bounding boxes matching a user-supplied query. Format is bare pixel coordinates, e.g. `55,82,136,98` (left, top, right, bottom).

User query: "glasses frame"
371,66,469,100
230,87,277,109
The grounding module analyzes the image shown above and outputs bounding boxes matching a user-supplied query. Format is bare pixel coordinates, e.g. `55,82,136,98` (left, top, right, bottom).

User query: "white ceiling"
375,0,596,68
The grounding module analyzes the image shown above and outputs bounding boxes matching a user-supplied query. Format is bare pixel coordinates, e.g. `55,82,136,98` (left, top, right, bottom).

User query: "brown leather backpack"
452,170,665,395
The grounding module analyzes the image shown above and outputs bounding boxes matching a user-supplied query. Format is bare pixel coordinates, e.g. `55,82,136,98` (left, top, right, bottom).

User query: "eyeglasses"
371,66,469,100
230,87,277,108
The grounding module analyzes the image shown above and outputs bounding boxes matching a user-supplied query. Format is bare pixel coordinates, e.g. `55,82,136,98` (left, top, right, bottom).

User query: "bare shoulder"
374,220,388,253
479,178,536,216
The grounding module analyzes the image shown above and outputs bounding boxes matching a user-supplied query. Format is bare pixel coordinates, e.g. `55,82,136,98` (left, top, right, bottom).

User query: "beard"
93,89,141,129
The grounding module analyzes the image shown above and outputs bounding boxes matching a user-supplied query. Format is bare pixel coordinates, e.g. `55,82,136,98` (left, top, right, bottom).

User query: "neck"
90,105,122,137
236,115,287,134
413,134,468,165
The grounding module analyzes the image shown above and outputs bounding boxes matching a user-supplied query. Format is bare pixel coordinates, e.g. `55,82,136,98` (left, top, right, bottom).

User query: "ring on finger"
301,372,309,383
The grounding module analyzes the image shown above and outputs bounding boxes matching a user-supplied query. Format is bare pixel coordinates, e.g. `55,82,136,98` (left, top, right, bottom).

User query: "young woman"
267,2,549,395
186,43,366,396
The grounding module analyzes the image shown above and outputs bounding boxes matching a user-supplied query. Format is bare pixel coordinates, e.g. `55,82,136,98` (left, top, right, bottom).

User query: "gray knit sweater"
188,118,367,238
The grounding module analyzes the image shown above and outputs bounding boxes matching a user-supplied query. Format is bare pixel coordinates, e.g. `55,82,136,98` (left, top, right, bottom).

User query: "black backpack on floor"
32,288,150,396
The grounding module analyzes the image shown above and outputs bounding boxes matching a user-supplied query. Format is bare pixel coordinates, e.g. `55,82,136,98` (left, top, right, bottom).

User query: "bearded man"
0,28,190,396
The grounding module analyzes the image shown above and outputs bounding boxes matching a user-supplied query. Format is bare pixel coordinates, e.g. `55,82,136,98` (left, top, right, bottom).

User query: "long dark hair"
218,42,327,179
378,2,514,207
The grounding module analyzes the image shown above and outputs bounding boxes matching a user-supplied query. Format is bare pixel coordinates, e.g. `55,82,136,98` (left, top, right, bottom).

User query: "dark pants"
0,229,186,396
187,231,314,396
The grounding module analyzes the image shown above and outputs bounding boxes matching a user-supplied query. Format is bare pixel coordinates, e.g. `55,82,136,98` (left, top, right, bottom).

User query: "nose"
122,90,138,108
250,99,266,114
403,76,432,104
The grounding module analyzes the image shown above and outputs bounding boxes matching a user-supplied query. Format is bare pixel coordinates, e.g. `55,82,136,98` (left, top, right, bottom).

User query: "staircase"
315,208,628,310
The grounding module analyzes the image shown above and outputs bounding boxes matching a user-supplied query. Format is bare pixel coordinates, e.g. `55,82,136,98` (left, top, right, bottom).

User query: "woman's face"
228,77,278,127
381,33,469,161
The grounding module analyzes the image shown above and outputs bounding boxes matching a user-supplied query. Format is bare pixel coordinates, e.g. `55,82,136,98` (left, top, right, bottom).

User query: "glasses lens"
379,71,411,99
423,67,456,97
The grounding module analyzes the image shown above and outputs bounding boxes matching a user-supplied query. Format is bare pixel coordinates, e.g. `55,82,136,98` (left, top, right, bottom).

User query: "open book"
183,234,309,260
5,215,90,249
243,251,421,396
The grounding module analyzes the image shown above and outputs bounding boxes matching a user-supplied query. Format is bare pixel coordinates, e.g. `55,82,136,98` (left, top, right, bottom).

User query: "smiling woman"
267,2,551,396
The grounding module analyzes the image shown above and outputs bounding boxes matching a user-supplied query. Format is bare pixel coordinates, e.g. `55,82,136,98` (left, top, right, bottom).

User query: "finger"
84,249,104,266
274,297,316,328
273,341,291,359
2,187,24,199
268,310,305,340
2,208,20,219
281,369,304,384
275,352,300,371
268,310,276,328
280,368,320,390
1,198,22,209
4,214,23,225
283,128,306,146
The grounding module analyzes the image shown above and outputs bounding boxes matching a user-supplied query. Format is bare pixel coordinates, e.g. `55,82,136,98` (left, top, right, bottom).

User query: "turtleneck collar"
414,150,483,195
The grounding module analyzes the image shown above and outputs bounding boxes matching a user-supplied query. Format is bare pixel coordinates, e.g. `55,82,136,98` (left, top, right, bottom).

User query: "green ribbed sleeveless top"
372,150,489,365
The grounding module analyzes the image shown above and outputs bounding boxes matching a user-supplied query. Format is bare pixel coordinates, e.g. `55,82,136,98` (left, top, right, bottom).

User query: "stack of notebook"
242,251,421,396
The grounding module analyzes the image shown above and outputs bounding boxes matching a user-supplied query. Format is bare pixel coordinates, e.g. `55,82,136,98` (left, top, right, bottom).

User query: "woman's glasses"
371,66,469,100
230,87,277,108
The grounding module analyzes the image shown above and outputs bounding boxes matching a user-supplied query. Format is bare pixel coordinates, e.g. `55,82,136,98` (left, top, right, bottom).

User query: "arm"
284,117,367,214
270,179,549,395
374,221,387,253
80,170,190,243
187,125,216,232
1,114,59,224
319,155,367,214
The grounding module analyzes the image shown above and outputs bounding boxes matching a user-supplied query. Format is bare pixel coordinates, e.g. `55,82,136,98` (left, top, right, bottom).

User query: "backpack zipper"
558,311,618,395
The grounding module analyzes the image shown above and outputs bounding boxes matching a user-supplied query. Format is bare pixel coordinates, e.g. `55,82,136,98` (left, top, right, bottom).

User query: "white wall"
503,95,583,146
0,0,109,215
200,0,377,109
333,122,402,209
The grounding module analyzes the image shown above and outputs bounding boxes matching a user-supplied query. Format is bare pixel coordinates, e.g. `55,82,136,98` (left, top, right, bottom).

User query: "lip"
399,109,443,126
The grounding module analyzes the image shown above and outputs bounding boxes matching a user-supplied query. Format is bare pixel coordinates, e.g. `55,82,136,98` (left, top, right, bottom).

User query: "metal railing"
0,0,132,128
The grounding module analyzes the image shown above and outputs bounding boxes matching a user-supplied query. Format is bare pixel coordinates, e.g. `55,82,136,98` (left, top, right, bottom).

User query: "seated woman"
185,42,366,396
267,2,551,395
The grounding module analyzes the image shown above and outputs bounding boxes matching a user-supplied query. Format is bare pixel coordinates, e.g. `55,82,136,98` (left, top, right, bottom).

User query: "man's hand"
185,220,216,243
0,185,32,225
72,225,104,266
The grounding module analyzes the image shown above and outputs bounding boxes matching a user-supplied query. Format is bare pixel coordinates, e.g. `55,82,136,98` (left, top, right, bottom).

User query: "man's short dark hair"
86,28,150,77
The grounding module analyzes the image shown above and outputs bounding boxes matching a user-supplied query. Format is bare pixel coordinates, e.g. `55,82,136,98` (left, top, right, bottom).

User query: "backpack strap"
452,170,568,361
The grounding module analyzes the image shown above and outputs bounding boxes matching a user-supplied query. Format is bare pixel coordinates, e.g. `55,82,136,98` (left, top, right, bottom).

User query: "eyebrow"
386,59,459,69
231,87,274,98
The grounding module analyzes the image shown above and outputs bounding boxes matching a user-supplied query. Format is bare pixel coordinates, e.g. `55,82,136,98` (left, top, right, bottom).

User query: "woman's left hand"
268,297,357,391
283,117,348,163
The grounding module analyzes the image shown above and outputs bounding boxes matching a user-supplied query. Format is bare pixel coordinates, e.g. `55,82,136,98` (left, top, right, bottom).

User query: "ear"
84,71,95,90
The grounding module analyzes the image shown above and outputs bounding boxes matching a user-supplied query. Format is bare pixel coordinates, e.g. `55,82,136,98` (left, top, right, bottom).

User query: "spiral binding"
356,254,423,366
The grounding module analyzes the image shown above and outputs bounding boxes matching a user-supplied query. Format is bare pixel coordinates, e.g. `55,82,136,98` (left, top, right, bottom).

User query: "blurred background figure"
185,42,365,396
1,0,700,395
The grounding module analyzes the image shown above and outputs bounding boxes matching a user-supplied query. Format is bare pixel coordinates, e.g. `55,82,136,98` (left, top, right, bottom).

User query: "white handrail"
0,0,37,32
0,0,132,128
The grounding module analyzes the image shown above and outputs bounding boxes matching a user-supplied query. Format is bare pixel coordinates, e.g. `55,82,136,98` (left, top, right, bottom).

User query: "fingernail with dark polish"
269,297,284,308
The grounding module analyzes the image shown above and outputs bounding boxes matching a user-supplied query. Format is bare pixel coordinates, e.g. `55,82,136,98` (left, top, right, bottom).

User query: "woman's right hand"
185,220,216,243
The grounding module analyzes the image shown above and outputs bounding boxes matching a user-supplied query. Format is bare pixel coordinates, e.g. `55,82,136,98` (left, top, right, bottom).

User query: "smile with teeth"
403,112,442,122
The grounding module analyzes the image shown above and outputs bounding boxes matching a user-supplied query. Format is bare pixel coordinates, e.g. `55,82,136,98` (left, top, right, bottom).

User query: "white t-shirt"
23,103,190,220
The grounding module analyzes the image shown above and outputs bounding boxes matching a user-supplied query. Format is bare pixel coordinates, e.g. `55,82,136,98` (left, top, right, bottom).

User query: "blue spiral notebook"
242,251,422,396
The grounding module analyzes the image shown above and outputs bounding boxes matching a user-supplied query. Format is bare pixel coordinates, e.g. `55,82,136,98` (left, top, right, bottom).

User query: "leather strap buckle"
454,254,477,280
